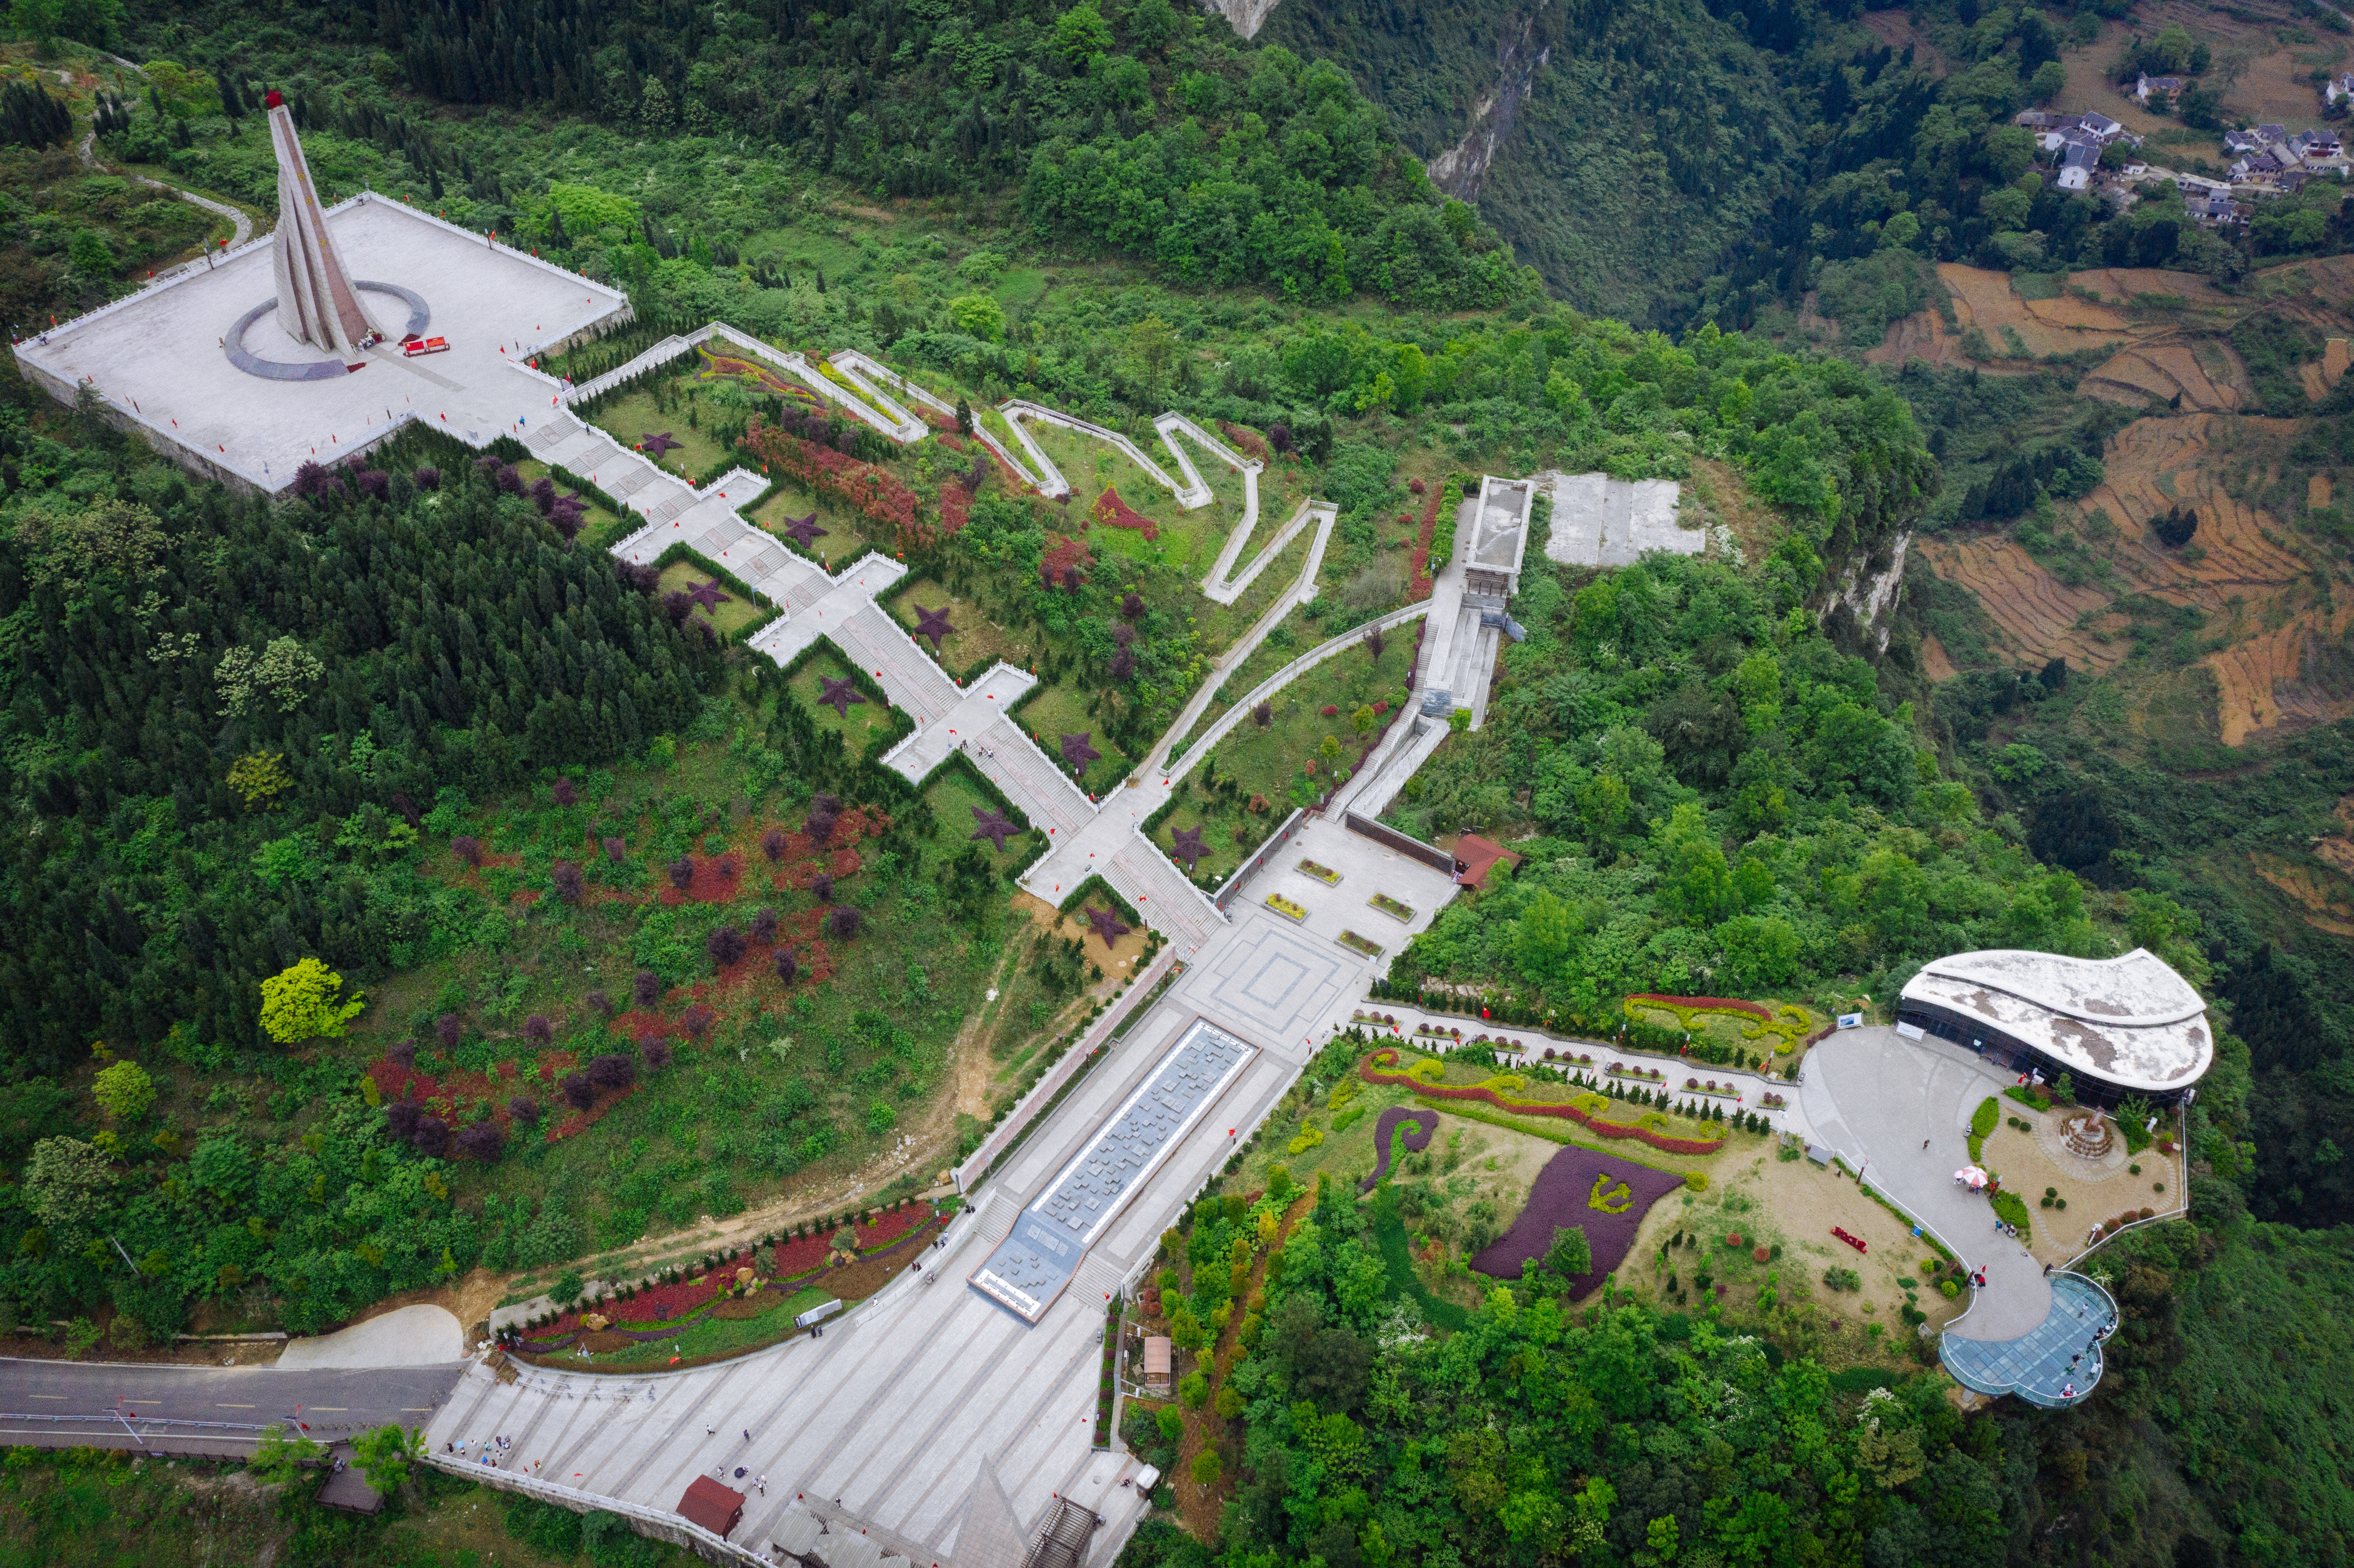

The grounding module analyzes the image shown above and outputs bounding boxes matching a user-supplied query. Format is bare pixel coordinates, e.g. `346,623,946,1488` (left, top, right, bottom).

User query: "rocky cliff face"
1202,0,1284,39
1821,529,1913,656
1423,20,1548,202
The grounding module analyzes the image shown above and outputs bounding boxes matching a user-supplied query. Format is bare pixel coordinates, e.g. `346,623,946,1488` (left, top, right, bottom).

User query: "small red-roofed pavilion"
1452,833,1523,888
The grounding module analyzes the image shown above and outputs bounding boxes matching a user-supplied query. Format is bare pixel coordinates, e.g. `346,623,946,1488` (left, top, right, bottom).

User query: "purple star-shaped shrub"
817,676,866,719
1059,732,1100,775
642,431,682,457
781,512,827,549
969,806,1018,852
684,578,732,611
1170,826,1206,871
1084,905,1131,949
912,604,954,649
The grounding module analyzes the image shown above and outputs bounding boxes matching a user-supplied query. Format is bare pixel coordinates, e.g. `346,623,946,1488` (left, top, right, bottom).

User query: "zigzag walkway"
564,327,1407,961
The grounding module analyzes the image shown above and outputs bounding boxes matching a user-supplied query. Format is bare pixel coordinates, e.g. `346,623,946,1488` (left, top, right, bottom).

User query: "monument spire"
264,90,382,355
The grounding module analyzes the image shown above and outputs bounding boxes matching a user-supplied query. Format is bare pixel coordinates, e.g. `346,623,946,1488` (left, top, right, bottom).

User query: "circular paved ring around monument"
1797,1024,2118,1408
224,280,431,381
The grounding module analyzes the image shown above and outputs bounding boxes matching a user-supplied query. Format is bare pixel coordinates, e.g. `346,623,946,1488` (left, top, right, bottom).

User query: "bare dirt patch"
1939,264,2138,359
1921,633,1959,682
1917,534,2127,673
1862,9,1948,74
2252,852,2354,936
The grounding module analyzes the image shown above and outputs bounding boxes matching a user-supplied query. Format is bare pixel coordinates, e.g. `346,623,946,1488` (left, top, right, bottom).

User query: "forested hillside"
1259,0,2354,327
1258,0,1803,324
0,424,715,1072
2,0,2354,1562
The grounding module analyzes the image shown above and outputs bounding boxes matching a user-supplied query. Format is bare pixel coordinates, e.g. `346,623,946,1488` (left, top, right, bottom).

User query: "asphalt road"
0,1357,467,1446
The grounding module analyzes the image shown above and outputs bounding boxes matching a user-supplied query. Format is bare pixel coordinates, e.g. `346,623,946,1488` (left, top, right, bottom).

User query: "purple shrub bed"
1470,1148,1686,1294
1358,1107,1439,1193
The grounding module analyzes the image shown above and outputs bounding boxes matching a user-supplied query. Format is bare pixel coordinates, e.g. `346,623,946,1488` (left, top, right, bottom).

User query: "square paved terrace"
13,196,628,492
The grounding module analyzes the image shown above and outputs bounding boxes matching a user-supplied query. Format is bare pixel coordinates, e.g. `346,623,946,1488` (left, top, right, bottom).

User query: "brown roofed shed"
678,1475,746,1537
1452,833,1523,889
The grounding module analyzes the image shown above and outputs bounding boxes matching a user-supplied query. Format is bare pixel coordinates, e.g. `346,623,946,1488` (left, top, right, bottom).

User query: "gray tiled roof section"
969,1018,1255,1322
1034,1020,1251,1244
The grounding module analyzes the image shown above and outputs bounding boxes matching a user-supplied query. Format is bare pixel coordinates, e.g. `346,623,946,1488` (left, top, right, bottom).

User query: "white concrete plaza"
13,196,628,491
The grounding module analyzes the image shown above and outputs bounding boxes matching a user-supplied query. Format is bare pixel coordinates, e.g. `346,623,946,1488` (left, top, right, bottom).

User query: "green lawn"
1187,627,1415,796
587,386,734,480
921,767,1040,874
887,576,1031,678
750,474,893,569
1016,682,1138,795
993,266,1050,308
655,559,768,639
1024,421,1250,577
788,647,902,758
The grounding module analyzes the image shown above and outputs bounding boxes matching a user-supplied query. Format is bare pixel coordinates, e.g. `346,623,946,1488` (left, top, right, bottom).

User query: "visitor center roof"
1899,948,2211,1093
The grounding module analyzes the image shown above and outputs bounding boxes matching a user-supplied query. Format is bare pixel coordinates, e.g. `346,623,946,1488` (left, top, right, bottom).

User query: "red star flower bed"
1470,1146,1687,1293
1090,486,1159,541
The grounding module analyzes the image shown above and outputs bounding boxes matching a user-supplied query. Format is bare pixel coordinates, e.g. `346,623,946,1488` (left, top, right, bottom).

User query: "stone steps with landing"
881,663,1039,783
829,603,963,723
1106,838,1223,954
968,714,1093,840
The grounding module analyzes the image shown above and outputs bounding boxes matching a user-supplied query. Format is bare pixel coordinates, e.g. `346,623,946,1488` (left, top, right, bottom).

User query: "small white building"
2058,141,2100,191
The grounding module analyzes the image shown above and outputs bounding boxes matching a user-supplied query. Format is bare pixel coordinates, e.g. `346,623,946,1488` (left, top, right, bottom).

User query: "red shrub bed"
657,853,746,905
1407,483,1443,601
1218,421,1271,462
744,417,921,547
1091,486,1159,541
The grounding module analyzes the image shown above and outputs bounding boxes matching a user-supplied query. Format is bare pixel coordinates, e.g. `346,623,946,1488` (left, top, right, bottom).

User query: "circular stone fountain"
2061,1111,2113,1160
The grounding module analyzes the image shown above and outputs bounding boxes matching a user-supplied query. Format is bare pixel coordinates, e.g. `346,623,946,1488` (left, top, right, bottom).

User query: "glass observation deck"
1941,1271,2118,1409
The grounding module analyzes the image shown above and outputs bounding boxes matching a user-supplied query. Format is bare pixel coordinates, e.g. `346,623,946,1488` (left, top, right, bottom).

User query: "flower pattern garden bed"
1296,859,1340,885
512,1214,944,1369
1470,1146,1687,1292
1265,893,1307,922
1336,930,1382,959
1360,1049,1725,1156
1367,893,1413,922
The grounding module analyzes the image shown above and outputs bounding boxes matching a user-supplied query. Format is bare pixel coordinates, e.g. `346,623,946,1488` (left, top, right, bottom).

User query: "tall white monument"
264,89,384,354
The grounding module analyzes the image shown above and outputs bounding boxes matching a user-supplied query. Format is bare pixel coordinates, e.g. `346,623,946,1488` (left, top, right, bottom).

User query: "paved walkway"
1798,1027,2053,1341
1347,1007,1811,1139
276,1304,464,1370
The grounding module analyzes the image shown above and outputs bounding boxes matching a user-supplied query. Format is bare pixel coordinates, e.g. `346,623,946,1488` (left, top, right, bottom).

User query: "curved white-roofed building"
1896,948,2211,1105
